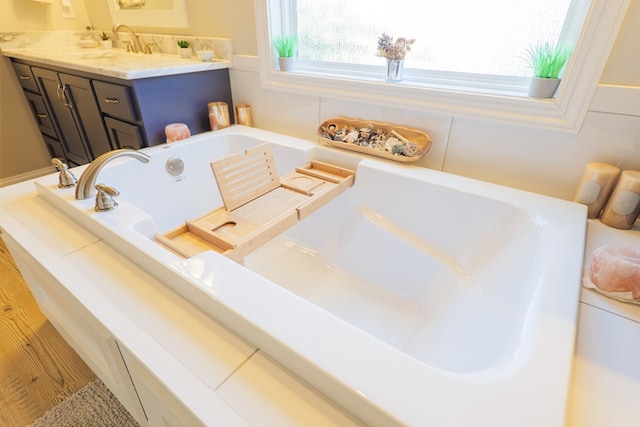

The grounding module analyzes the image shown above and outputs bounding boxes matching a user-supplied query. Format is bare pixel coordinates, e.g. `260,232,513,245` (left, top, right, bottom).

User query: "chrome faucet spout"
112,24,143,53
75,149,150,200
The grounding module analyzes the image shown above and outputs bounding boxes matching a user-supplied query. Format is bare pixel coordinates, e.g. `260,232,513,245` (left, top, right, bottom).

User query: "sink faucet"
112,24,143,53
75,149,150,200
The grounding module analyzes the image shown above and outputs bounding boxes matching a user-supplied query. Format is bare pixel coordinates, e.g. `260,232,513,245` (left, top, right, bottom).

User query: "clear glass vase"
385,59,404,82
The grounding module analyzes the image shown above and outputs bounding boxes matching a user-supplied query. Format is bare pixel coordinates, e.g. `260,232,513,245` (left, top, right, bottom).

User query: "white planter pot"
177,47,192,58
100,40,112,49
278,56,296,72
528,77,561,98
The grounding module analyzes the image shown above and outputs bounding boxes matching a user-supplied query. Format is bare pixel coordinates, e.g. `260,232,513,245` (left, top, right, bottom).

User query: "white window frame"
253,0,631,133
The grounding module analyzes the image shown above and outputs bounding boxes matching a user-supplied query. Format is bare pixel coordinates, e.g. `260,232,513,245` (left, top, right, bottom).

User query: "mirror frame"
106,0,190,28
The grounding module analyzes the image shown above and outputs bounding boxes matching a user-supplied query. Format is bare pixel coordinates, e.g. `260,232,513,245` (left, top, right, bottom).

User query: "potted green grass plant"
274,35,298,71
525,42,572,98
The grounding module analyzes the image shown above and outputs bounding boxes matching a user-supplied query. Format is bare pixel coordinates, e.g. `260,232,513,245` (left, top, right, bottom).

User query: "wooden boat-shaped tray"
318,117,431,163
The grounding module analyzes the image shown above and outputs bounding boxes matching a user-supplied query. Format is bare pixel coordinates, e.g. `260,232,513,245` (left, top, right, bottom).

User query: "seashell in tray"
318,117,431,162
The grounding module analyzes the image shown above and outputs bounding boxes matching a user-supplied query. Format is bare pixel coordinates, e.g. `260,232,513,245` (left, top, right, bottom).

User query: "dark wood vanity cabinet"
11,59,233,166
32,68,112,165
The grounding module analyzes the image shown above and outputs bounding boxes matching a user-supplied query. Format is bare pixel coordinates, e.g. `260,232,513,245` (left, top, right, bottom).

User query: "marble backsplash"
0,31,233,61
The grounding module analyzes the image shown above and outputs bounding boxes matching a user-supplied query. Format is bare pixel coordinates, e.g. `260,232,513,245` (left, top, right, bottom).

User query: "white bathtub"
34,126,587,426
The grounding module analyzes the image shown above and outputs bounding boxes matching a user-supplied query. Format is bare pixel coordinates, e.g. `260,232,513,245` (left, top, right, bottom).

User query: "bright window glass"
296,0,580,77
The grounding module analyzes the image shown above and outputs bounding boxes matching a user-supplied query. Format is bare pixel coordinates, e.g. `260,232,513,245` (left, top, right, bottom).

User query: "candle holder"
208,102,230,131
235,104,253,127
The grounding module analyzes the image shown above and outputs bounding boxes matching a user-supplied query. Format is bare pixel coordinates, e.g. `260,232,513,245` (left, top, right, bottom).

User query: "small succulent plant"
177,40,191,48
100,31,110,41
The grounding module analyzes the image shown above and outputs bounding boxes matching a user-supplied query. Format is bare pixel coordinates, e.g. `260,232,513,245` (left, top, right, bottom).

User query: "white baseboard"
0,167,54,188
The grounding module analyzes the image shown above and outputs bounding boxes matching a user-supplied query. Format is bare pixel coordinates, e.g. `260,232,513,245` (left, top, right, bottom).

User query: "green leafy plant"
100,31,110,41
273,35,297,58
177,40,191,48
525,42,572,79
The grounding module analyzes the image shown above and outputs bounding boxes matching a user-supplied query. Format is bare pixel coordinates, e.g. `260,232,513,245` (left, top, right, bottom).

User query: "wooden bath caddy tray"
318,117,431,163
155,143,355,263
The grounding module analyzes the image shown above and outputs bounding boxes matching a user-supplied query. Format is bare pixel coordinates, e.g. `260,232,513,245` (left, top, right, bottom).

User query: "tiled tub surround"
0,31,233,79
32,126,587,426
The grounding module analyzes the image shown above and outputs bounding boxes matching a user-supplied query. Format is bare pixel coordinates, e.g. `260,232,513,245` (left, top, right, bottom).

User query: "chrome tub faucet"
75,149,150,200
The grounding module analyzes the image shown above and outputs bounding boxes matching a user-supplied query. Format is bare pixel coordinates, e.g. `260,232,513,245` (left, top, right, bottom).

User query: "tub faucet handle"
51,158,77,188
95,183,119,212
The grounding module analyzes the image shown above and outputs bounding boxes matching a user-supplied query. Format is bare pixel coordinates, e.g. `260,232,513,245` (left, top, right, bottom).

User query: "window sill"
260,63,582,132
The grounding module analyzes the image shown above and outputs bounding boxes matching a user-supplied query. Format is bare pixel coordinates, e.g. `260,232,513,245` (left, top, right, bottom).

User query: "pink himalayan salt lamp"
165,123,191,143
590,245,640,301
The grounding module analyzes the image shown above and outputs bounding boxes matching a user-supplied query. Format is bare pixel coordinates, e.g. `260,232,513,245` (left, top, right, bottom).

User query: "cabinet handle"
36,113,48,118
104,97,120,104
18,75,31,80
57,84,72,108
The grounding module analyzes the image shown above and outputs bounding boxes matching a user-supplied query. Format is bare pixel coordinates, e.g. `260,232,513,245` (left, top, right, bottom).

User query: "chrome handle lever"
94,183,120,212
51,158,77,188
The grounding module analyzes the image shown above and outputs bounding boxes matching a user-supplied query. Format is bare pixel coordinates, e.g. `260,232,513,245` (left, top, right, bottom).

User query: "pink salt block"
589,244,640,301
165,123,191,143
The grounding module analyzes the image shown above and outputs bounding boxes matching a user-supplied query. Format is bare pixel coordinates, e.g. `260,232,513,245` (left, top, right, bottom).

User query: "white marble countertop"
2,46,232,80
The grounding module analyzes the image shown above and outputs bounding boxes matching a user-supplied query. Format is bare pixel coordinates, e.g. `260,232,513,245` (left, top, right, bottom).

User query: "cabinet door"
32,67,91,165
118,343,206,427
60,73,113,158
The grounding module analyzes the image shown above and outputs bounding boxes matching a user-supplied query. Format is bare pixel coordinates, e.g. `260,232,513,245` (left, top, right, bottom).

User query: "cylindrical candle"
235,104,253,127
600,170,640,229
165,123,191,143
573,162,620,219
208,102,230,131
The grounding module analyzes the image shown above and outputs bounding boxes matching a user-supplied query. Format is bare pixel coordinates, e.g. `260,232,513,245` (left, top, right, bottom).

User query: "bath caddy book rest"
155,143,355,263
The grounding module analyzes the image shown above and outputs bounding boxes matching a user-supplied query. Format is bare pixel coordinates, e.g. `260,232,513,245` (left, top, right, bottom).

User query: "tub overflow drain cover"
166,157,184,176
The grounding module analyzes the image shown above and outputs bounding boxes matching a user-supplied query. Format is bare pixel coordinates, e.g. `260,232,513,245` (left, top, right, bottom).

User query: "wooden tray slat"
210,144,280,211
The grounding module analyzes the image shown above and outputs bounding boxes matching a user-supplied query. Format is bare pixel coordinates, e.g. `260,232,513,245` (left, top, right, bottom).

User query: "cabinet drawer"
24,91,57,138
93,80,138,122
105,117,144,150
43,135,66,161
12,62,39,93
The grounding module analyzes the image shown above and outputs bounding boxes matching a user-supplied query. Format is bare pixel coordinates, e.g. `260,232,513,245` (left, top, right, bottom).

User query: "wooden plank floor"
0,237,96,426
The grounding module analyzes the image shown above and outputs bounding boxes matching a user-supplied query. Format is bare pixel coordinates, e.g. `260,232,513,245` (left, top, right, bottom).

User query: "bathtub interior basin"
34,126,587,427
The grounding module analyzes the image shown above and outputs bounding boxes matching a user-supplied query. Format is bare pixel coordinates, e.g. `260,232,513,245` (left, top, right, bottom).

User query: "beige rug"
28,379,139,427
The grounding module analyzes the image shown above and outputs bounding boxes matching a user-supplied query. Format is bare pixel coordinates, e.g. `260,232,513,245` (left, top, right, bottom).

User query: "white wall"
0,0,91,183
224,1,640,201
0,0,90,31
229,60,640,201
